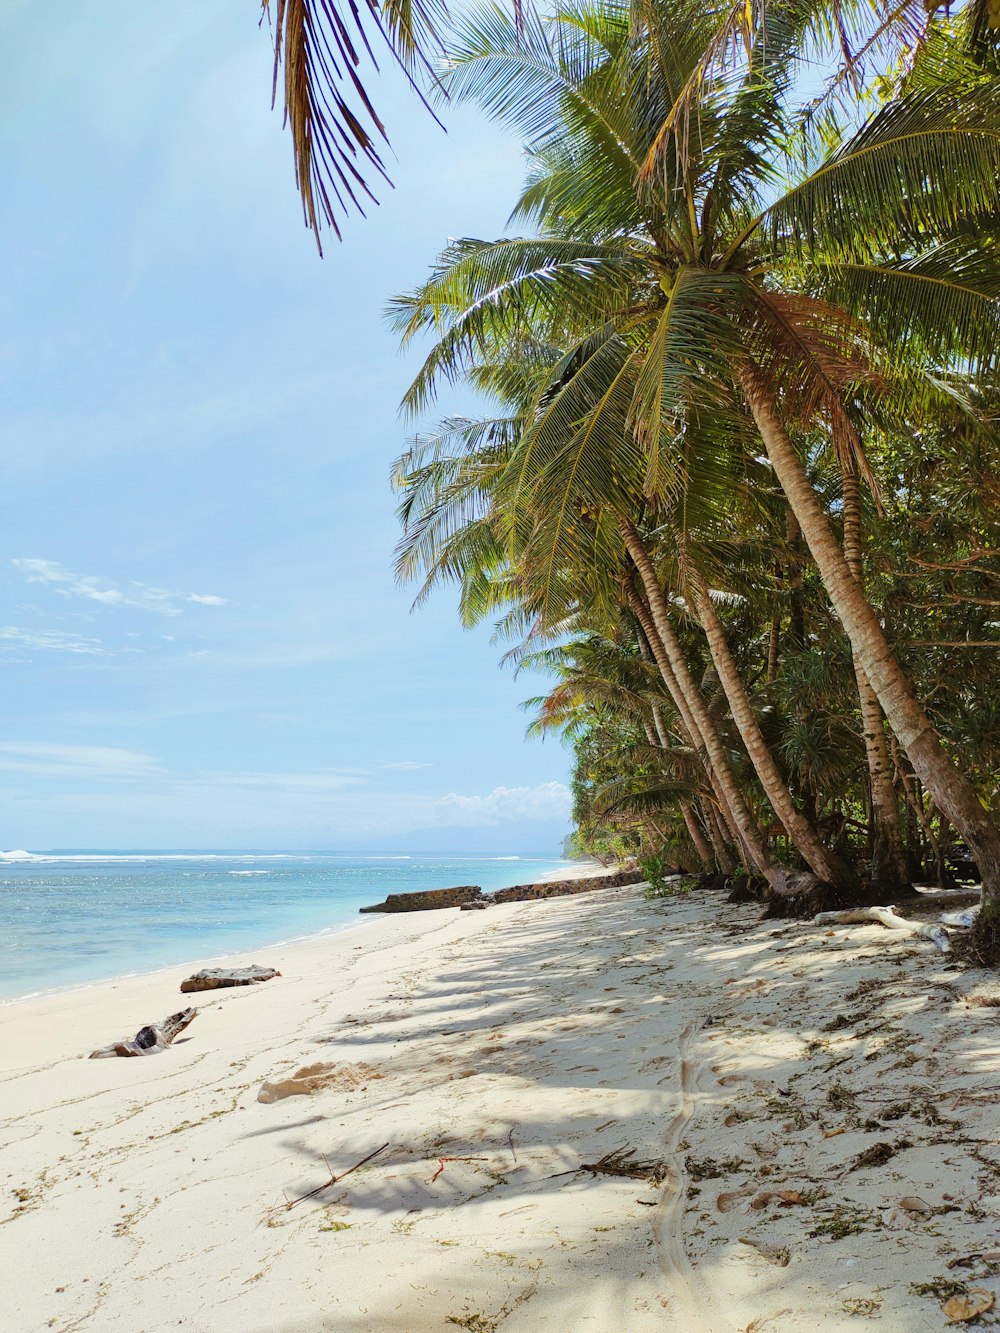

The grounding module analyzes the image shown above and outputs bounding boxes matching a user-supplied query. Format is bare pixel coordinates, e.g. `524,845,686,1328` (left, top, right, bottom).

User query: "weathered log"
89,1008,197,1058
180,965,280,993
813,906,950,953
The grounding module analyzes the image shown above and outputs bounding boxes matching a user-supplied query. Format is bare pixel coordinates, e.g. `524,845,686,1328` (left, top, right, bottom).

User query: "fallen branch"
813,906,950,953
281,1142,389,1211
430,1155,488,1183
89,1008,197,1058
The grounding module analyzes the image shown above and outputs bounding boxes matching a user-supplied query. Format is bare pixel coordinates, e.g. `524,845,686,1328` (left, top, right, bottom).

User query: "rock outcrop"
359,885,483,913
358,866,644,914
487,866,644,903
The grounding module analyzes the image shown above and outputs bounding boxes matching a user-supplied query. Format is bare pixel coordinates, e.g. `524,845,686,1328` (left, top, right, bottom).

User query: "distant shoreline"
0,853,601,1006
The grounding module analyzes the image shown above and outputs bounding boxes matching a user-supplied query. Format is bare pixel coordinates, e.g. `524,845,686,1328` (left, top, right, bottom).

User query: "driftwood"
180,965,280,993
813,906,950,953
89,1008,197,1058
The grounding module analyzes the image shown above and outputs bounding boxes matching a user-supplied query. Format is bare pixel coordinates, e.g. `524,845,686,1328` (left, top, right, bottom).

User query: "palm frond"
757,85,1000,260
268,0,447,250
811,242,1000,379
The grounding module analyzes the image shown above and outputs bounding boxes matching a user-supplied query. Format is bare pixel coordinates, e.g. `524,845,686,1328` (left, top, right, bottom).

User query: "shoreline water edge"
0,851,581,1006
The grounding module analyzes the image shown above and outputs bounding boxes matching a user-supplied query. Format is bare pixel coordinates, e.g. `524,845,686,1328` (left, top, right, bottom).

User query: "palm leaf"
268,0,447,250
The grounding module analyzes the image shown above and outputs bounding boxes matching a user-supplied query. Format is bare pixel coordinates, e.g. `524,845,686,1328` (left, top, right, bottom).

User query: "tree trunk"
786,508,805,650
628,584,739,872
681,802,713,865
701,798,734,868
650,703,671,750
890,735,943,885
687,566,859,893
621,517,807,897
741,364,1000,912
766,612,780,684
841,465,910,891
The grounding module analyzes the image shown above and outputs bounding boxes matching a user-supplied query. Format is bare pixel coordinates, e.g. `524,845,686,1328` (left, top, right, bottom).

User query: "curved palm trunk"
687,567,858,893
628,585,739,872
701,797,735,869
681,802,713,865
649,701,671,750
633,631,673,752
741,365,1000,910
841,466,910,890
621,517,804,896
637,692,713,869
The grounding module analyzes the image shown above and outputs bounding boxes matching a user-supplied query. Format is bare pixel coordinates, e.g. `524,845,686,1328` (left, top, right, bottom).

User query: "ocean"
0,850,567,1004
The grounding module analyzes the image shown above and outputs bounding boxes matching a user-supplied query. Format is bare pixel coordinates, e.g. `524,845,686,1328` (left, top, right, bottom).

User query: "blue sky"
0,3,573,852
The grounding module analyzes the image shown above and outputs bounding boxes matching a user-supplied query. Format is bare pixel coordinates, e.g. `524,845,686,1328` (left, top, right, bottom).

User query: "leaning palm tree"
391,0,1000,932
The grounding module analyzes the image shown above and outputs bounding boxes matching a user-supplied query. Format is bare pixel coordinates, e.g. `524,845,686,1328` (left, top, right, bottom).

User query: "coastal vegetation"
385,0,1000,956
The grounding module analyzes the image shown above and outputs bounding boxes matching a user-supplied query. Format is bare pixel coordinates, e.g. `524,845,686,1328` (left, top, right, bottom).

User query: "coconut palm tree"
391,0,1000,932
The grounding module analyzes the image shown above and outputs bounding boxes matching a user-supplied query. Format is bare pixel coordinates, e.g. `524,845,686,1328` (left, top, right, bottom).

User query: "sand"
2,877,999,1332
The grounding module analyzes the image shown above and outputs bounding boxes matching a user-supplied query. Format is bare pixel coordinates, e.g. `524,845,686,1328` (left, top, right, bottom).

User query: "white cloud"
202,770,367,795
382,760,432,771
430,782,572,827
0,742,159,779
0,743,570,841
0,625,105,655
12,559,227,617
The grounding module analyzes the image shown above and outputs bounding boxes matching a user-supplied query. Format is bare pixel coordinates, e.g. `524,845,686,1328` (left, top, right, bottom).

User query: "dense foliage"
389,0,1000,952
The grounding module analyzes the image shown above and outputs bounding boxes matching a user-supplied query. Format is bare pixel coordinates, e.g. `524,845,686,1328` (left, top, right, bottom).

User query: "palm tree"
391,0,1000,930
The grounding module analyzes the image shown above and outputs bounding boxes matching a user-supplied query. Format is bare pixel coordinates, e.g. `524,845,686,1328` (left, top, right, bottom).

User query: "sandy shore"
2,878,999,1332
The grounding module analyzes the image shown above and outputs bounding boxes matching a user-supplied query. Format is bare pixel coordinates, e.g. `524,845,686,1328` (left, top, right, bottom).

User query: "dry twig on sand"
279,1143,389,1211
430,1156,489,1183
548,1145,670,1186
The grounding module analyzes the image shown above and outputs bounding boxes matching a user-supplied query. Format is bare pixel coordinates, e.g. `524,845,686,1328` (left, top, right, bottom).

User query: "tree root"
968,904,1000,967
761,876,864,919
725,873,770,904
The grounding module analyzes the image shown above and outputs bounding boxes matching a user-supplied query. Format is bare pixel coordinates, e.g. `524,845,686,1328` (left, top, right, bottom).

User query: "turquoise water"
0,851,566,1003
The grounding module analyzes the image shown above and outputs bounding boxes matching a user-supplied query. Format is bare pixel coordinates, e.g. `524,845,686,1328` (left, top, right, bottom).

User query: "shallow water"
0,850,565,1002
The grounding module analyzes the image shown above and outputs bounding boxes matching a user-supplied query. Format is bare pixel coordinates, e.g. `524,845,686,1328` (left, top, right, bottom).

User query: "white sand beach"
2,878,999,1332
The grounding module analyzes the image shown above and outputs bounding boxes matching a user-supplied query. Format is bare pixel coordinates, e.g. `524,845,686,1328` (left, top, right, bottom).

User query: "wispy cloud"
0,741,159,779
430,782,572,827
0,739,570,841
381,760,432,771
201,770,367,795
12,559,227,617
0,625,105,656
